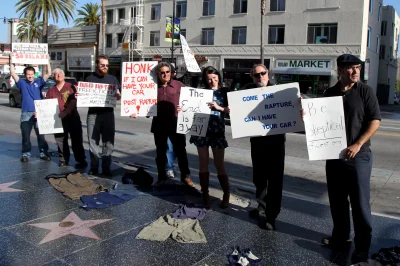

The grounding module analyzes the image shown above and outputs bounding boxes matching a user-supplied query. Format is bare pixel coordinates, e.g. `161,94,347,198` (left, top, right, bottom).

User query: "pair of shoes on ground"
154,175,195,187
88,168,112,177
75,161,88,169
322,237,368,264
21,152,51,162
248,207,276,230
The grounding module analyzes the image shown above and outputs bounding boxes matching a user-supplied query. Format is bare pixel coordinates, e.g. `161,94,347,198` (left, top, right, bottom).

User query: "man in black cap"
322,54,381,264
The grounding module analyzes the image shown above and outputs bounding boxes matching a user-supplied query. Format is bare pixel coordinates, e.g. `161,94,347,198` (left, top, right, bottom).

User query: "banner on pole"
121,61,158,116
34,99,63,135
12,43,49,65
302,96,347,160
76,82,117,107
165,16,180,43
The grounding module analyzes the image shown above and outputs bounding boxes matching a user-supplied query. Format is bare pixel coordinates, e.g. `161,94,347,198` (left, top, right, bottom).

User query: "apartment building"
103,0,397,98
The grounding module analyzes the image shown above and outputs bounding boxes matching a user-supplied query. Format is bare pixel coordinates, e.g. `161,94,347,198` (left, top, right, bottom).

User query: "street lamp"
3,17,20,65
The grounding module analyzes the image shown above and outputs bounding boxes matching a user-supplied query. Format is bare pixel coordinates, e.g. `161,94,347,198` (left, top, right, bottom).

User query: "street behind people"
84,55,121,177
242,64,285,230
45,68,87,168
10,53,51,162
322,54,381,265
189,66,230,208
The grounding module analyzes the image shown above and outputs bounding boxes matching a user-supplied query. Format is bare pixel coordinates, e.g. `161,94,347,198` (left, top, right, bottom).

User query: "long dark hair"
202,66,223,89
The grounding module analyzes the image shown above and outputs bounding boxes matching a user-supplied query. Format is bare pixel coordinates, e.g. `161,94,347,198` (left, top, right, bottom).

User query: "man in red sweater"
46,68,87,168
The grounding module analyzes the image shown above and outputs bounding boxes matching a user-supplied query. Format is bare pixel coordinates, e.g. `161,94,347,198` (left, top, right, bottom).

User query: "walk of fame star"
29,212,112,244
0,181,23,192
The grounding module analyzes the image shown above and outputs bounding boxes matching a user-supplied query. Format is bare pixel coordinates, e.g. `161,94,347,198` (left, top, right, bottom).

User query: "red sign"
153,55,162,62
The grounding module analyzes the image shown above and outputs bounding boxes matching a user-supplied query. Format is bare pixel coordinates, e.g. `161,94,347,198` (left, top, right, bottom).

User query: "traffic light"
0,44,4,52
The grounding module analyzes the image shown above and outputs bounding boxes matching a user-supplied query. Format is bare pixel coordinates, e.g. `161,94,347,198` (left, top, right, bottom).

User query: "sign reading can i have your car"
227,82,304,139
121,61,158,117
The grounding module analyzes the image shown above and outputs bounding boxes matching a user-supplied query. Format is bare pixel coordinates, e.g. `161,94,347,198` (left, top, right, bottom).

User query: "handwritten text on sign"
180,35,201,73
121,62,158,117
302,97,347,160
77,82,117,107
12,43,49,65
228,82,304,139
177,87,213,137
34,99,63,135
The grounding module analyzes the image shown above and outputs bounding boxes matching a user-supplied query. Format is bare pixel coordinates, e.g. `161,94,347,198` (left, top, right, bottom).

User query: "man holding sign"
84,55,121,176
322,54,381,264
10,53,52,163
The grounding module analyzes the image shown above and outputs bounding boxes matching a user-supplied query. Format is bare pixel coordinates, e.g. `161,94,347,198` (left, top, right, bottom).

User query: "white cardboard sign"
228,82,304,139
180,35,201,73
121,61,158,116
34,99,63,135
12,43,49,65
177,87,213,137
302,96,347,160
77,82,117,107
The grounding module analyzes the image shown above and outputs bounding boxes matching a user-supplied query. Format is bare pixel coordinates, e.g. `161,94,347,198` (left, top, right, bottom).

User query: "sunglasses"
160,70,171,75
99,64,109,68
253,71,267,78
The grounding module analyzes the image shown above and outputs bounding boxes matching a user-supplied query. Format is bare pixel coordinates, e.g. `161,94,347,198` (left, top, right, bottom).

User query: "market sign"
276,59,331,69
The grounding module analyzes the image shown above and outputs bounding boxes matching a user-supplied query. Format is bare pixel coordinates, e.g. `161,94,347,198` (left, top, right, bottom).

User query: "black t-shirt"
85,72,120,114
323,81,381,149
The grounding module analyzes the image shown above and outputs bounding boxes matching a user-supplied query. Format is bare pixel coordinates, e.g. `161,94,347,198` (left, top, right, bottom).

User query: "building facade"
103,0,398,99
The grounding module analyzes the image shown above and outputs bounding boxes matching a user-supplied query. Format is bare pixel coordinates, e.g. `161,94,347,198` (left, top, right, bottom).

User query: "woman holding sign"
189,66,230,209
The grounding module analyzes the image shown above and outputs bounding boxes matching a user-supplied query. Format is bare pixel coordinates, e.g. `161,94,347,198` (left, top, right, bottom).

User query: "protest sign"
77,82,117,107
121,61,158,116
302,97,347,160
34,99,63,135
177,87,213,137
180,35,201,73
12,43,49,65
228,82,304,139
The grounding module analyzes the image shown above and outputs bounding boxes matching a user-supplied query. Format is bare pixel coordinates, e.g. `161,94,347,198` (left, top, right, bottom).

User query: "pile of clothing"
228,246,262,266
136,204,207,243
371,246,400,265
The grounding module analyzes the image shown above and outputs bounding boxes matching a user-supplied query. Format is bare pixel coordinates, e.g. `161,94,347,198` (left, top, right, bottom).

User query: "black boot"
199,172,210,208
218,174,230,209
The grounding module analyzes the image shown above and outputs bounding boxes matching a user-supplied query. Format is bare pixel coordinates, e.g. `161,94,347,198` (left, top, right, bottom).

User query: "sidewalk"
0,130,399,266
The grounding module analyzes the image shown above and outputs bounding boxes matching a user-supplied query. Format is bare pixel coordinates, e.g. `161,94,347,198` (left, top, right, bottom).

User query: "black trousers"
250,135,285,219
154,131,190,180
326,149,373,252
54,115,86,164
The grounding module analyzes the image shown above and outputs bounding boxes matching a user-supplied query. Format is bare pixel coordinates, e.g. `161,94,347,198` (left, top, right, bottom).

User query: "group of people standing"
10,52,380,264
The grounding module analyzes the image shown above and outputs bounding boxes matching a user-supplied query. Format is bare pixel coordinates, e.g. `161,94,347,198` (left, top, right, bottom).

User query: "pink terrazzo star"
0,181,23,192
29,211,112,244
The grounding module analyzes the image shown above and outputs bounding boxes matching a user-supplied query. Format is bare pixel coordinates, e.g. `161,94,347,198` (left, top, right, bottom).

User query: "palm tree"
15,0,77,43
74,3,101,27
16,17,43,43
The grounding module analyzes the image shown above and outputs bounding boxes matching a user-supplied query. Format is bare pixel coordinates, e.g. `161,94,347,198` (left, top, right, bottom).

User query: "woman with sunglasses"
189,66,230,209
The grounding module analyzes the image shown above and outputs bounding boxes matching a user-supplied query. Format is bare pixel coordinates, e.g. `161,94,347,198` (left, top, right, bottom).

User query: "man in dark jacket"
151,62,194,187
322,54,380,264
46,68,87,168
243,64,285,231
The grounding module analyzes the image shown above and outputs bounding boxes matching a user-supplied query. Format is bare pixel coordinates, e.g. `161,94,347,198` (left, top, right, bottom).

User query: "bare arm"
346,120,380,159
9,54,19,83
43,61,51,81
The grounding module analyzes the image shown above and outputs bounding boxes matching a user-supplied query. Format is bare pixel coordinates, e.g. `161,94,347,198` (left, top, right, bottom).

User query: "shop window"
56,52,62,61
234,0,247,14
106,10,114,24
106,34,112,48
177,1,187,18
50,52,56,60
270,0,285,12
307,23,337,44
203,0,215,16
232,27,247,44
268,25,285,44
150,31,160,46
201,28,214,45
151,4,161,21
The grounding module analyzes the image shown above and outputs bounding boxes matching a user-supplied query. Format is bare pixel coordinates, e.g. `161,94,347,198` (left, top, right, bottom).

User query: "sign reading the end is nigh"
276,59,331,69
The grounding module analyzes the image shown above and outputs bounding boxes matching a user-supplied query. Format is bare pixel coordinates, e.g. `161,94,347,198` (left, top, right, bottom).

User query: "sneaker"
59,161,68,167
322,237,352,249
88,168,98,175
20,155,29,163
75,161,88,169
39,152,51,161
181,175,195,187
102,168,112,177
166,170,175,178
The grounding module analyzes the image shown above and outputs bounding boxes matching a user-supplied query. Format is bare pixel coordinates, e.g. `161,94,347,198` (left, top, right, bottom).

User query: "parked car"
0,74,24,93
394,94,399,105
9,76,77,108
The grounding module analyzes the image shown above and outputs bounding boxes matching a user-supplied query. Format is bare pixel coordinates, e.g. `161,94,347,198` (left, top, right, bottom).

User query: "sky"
0,0,100,42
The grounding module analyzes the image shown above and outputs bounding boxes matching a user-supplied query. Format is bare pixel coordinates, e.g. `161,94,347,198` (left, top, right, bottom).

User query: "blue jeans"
166,137,176,171
20,112,48,156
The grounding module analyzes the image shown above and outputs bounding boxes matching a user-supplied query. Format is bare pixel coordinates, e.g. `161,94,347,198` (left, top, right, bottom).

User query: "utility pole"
170,0,176,65
260,0,266,64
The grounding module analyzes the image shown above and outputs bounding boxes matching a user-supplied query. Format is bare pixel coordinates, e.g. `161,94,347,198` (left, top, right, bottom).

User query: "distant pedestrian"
45,68,87,168
189,66,230,208
83,55,121,176
242,64,285,230
322,54,381,264
10,53,51,162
